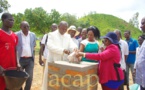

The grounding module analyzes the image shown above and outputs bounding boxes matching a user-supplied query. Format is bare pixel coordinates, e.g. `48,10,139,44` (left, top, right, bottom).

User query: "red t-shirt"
0,29,18,90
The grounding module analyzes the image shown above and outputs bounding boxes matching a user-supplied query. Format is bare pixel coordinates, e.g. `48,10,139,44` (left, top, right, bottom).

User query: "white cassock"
41,30,77,90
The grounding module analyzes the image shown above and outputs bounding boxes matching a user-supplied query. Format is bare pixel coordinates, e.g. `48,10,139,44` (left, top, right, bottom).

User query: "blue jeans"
20,57,34,90
126,63,135,83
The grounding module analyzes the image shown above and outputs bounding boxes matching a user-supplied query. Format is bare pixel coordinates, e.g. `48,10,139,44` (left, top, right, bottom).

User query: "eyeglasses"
23,26,29,28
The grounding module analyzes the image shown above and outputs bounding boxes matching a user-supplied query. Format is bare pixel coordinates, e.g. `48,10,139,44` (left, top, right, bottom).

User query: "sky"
7,0,145,25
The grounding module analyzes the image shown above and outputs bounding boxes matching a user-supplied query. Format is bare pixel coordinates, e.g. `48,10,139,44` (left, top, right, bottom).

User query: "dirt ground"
30,55,134,90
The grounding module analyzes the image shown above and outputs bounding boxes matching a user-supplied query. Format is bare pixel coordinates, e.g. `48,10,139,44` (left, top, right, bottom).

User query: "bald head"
140,17,145,33
20,21,30,34
20,21,29,26
114,29,122,40
59,21,68,26
51,23,58,32
58,21,68,35
81,28,87,40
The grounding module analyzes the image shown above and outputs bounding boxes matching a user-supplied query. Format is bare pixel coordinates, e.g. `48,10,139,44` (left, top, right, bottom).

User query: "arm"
76,47,114,61
79,43,85,52
39,44,45,65
130,40,139,54
15,48,20,67
15,34,20,67
32,32,37,47
79,43,85,60
47,33,64,55
39,34,47,65
134,47,139,69
125,55,128,61
0,66,4,75
15,34,21,70
33,34,37,57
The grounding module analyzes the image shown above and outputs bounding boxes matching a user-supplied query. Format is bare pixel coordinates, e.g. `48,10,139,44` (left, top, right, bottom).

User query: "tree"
48,9,61,24
24,7,50,34
12,13,25,32
129,12,139,28
60,13,77,26
0,0,10,13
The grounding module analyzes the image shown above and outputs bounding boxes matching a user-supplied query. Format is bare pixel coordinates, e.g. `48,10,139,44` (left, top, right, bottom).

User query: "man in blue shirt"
124,30,139,85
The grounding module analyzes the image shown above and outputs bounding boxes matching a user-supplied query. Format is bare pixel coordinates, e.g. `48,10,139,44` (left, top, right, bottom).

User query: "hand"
17,66,23,71
73,48,78,52
0,66,5,76
78,56,82,62
39,60,44,66
99,46,105,52
75,50,84,58
63,49,70,55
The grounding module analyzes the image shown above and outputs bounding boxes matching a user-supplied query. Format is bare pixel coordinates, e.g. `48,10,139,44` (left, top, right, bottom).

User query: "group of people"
0,12,145,90
0,13,36,90
39,19,145,90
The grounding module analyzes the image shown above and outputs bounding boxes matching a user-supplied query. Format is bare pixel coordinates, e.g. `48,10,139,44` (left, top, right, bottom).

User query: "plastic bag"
67,52,80,64
129,83,140,90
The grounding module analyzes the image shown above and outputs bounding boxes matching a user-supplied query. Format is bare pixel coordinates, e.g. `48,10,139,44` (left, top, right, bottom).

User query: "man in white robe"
42,21,77,90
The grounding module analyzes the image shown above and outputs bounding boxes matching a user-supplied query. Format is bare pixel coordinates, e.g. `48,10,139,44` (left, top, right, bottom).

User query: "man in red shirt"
0,13,18,90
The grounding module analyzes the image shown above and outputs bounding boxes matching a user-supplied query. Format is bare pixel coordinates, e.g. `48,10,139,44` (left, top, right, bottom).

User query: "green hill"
78,13,142,39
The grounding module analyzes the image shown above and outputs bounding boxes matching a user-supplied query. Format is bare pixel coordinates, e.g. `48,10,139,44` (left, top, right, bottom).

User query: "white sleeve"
68,37,78,52
47,33,64,55
134,47,139,69
80,40,87,46
124,41,129,55
41,34,47,44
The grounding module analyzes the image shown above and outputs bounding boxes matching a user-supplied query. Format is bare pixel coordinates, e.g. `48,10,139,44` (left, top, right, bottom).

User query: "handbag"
129,83,140,90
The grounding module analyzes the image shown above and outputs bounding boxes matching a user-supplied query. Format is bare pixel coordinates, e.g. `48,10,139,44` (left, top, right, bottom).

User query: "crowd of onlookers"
0,12,145,90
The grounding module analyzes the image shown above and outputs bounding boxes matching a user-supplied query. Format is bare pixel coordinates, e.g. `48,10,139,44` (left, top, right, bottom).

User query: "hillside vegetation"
78,13,142,39
0,9,142,39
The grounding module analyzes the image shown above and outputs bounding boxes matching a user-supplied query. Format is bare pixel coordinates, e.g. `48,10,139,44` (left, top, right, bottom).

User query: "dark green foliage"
24,7,50,34
12,13,25,32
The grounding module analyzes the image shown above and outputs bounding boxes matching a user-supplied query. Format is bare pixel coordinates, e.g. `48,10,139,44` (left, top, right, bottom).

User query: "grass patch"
35,40,40,55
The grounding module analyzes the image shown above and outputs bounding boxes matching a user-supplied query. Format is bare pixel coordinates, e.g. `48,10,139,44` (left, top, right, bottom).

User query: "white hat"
67,25,79,36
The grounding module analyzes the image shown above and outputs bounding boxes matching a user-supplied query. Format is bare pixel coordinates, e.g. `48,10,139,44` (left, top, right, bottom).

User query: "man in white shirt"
16,21,36,90
114,29,129,90
39,23,58,66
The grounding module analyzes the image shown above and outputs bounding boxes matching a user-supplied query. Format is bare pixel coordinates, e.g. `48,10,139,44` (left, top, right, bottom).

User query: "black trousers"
5,88,22,90
141,86,145,90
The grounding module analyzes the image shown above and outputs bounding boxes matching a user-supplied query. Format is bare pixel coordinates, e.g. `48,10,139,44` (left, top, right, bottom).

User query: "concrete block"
47,61,99,90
